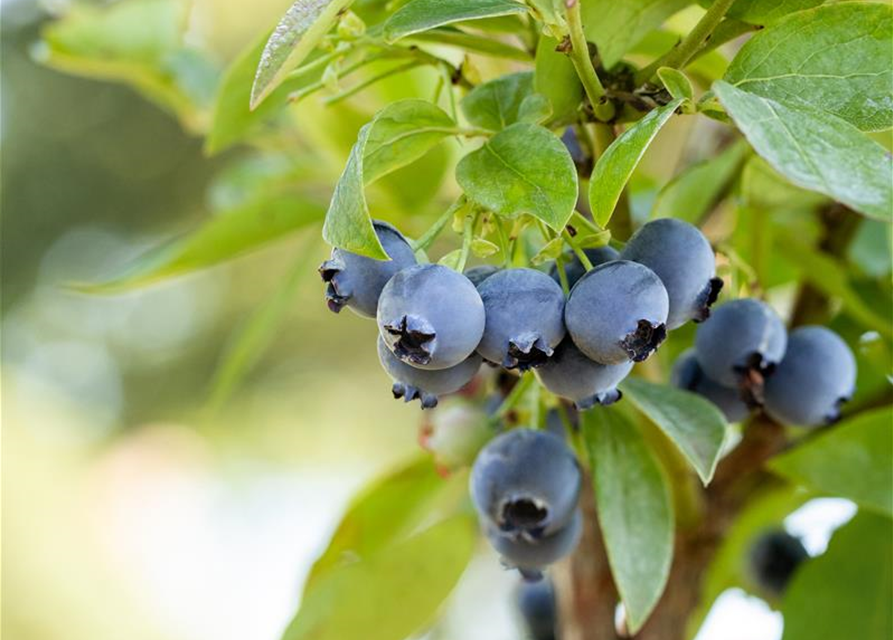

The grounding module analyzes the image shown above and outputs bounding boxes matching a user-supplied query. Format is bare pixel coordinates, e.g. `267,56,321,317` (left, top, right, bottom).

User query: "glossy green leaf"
714,81,892,221
589,98,683,227
206,32,327,155
534,35,583,123
324,100,456,258
769,407,893,517
652,139,749,222
305,456,455,588
774,232,893,339
460,72,535,131
281,514,477,640
383,0,527,42
702,0,828,27
36,0,215,133
250,0,354,110
582,0,690,68
621,377,728,485
456,123,578,230
73,191,327,293
724,3,893,132
657,67,693,102
517,93,552,124
782,511,892,640
584,407,674,634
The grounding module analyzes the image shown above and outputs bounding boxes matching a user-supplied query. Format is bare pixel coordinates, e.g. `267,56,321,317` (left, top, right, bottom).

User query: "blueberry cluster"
673,299,857,426
320,217,721,411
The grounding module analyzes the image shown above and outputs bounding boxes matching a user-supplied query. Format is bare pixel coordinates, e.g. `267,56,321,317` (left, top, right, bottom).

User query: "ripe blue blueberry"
465,264,500,287
565,260,669,364
487,509,582,578
749,530,809,597
476,268,567,370
516,578,557,640
377,337,481,409
671,349,751,422
621,219,722,329
549,246,620,289
764,326,856,427
694,298,787,395
377,264,485,370
535,338,633,409
319,220,417,317
471,428,581,539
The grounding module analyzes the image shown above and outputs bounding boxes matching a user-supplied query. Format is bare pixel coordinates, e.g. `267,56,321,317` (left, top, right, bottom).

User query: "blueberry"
749,530,809,597
622,219,722,329
535,338,633,409
561,127,587,167
319,220,417,317
465,264,500,288
671,349,750,423
477,268,567,370
764,326,856,427
516,577,558,640
378,337,481,409
565,260,669,364
694,298,787,397
471,428,581,538
549,246,620,289
487,509,582,577
377,264,486,370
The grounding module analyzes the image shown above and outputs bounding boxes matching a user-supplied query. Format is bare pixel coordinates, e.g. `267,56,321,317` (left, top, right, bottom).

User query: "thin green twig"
563,228,594,271
411,197,467,252
565,0,611,121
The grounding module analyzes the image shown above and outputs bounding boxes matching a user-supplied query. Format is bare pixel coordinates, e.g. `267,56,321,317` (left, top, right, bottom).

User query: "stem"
411,197,466,252
571,210,604,235
490,373,536,423
555,253,571,295
322,61,423,105
592,122,614,157
635,0,737,85
286,43,351,79
565,0,611,120
563,228,594,271
455,211,478,272
495,219,511,268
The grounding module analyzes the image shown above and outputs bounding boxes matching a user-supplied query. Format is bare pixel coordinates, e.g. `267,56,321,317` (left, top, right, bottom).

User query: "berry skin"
516,578,557,640
319,220,417,317
465,264,500,287
476,268,567,370
487,508,582,578
621,219,722,329
377,264,486,370
749,530,809,597
535,338,633,409
471,428,581,539
671,349,750,423
377,337,481,409
549,246,620,289
565,260,669,364
764,326,856,427
694,298,787,394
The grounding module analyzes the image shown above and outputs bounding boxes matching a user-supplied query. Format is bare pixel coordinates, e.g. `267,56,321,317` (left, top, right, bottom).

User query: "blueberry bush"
38,0,892,638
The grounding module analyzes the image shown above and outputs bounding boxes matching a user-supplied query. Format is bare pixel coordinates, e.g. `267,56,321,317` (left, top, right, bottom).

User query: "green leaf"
584,407,674,634
769,407,893,517
702,0,828,27
324,100,456,259
657,67,693,102
588,98,683,227
456,123,578,230
383,0,527,42
250,0,354,110
437,249,463,269
460,72,535,131
403,28,531,62
530,236,565,265
582,0,690,69
621,377,728,485
206,32,328,155
36,0,215,133
363,100,456,184
517,93,552,124
471,238,500,257
73,191,326,293
282,514,477,640
652,138,749,223
305,456,455,588
782,511,892,640
714,81,892,222
724,3,893,132
774,232,893,339
534,35,583,123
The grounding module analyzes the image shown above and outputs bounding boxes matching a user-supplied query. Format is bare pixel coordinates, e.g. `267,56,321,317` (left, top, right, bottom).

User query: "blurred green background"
2,1,890,639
